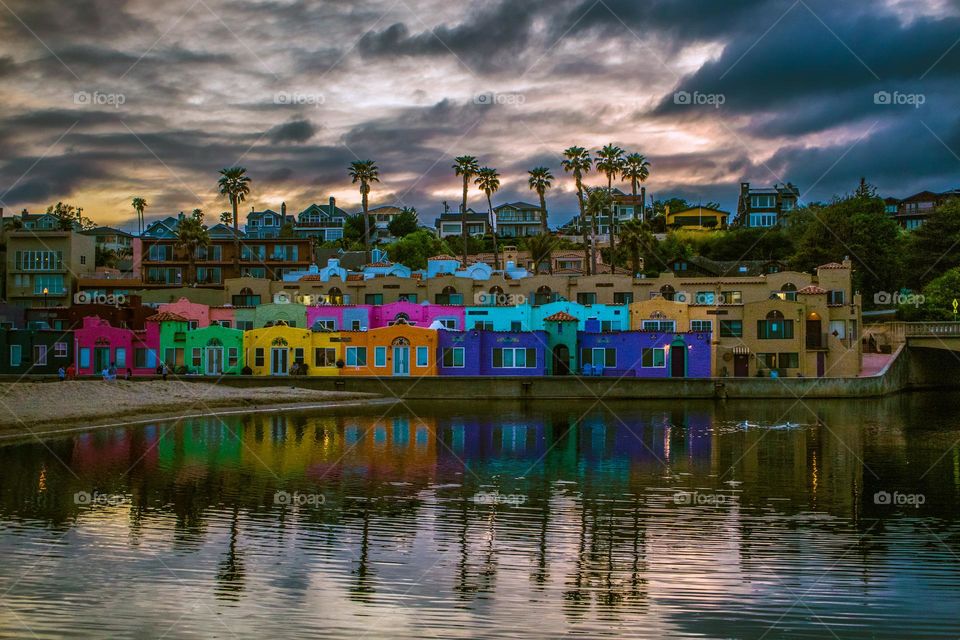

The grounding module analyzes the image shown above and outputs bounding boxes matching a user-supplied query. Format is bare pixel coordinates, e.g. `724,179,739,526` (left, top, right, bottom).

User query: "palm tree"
349,160,380,263
618,219,653,277
453,156,480,264
525,233,556,275
131,197,147,236
527,167,554,234
561,146,593,274
475,167,501,270
217,167,251,268
596,144,624,274
174,215,211,285
622,153,651,222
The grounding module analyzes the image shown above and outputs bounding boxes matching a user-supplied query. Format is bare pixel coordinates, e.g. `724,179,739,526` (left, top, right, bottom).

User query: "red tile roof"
818,262,846,269
797,285,827,295
146,312,187,322
544,311,578,322
429,254,457,261
346,274,365,281
299,275,324,281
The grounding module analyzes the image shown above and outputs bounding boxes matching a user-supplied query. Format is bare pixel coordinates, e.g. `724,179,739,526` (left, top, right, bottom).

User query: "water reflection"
0,395,959,637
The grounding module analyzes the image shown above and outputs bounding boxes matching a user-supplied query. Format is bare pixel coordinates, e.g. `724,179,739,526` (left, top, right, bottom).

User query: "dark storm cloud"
0,153,113,204
357,0,553,73
0,0,151,43
267,118,317,144
654,11,960,120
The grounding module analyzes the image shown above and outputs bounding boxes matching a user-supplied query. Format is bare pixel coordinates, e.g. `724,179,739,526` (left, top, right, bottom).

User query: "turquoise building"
464,301,628,332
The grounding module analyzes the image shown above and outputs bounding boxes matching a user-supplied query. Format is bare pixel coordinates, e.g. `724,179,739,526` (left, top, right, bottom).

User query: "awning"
732,346,750,354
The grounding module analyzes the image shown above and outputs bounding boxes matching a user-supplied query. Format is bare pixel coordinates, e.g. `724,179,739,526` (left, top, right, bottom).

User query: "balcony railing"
889,322,960,339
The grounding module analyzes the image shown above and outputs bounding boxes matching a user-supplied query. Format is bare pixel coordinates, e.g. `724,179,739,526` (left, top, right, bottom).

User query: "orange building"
338,325,438,377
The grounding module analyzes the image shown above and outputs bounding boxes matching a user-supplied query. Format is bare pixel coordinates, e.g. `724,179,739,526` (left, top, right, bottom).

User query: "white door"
393,346,410,376
271,348,288,375
205,347,223,375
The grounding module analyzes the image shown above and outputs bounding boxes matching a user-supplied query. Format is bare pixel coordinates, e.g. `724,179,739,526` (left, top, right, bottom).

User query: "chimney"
329,196,336,211
178,211,185,221
281,201,287,216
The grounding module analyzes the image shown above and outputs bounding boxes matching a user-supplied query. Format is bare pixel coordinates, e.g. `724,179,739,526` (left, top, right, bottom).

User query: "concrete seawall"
8,344,957,399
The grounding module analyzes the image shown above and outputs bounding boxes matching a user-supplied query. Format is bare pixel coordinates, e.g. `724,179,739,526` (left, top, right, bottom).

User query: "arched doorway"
660,285,675,301
806,311,823,349
488,286,504,306
391,336,410,376
535,286,552,306
669,338,687,378
781,283,798,301
205,337,224,375
552,344,570,375
438,286,459,305
328,287,344,304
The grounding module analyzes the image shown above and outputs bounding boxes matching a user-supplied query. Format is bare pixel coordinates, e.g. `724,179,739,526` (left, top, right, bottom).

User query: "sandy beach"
0,380,387,439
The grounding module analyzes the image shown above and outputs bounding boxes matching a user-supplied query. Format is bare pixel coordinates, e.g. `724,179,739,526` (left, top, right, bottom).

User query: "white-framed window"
313,319,336,330
641,348,666,368
33,344,47,366
375,346,387,367
438,318,458,329
691,320,712,333
192,348,202,367
346,347,367,367
228,348,239,368
751,194,776,208
749,213,777,227
314,347,336,367
492,347,537,368
416,346,429,367
442,347,464,368
581,347,615,368
54,342,68,358
642,320,676,332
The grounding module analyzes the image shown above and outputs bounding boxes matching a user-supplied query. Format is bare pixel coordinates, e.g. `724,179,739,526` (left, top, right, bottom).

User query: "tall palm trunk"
631,179,638,220
640,186,646,224
487,193,499,270
608,175,616,275
461,177,469,264
577,178,591,276
232,197,239,269
362,183,371,263
538,190,548,234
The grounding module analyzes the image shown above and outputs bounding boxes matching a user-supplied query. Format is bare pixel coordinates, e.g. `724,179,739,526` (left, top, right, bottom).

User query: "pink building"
158,297,209,328
74,316,160,376
306,305,371,331
210,306,236,328
369,301,464,330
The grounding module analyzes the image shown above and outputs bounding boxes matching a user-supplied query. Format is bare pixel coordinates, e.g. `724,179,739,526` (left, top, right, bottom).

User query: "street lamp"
42,287,49,307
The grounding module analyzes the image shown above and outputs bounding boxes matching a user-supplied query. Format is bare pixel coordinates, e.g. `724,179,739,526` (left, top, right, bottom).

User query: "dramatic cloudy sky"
1,0,959,230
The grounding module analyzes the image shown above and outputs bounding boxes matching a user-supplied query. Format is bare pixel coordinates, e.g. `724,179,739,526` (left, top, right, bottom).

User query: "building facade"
5,230,96,308
735,182,800,227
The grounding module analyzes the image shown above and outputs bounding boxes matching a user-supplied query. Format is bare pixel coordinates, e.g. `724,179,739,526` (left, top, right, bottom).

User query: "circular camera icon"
74,491,92,505
274,490,292,505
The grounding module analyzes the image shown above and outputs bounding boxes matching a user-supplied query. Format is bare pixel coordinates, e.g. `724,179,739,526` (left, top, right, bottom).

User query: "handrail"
887,321,960,337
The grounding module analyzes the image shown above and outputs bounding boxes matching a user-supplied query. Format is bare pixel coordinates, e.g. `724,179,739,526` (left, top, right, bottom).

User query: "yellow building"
666,206,730,231
310,331,343,376
243,322,312,376
629,264,862,378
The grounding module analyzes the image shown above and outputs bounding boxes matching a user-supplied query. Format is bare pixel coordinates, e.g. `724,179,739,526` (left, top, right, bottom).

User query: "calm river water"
1,394,959,638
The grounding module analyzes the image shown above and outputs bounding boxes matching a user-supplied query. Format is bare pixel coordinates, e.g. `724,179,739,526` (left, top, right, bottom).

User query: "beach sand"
0,380,386,438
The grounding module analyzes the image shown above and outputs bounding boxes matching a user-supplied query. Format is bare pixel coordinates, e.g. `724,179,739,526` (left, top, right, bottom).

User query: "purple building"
306,305,371,331
437,329,548,376
576,330,712,378
370,301,465,330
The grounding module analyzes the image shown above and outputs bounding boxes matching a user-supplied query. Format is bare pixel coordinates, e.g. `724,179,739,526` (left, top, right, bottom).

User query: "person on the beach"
161,363,168,381
125,368,132,380
108,362,117,380
57,366,65,382
66,364,75,380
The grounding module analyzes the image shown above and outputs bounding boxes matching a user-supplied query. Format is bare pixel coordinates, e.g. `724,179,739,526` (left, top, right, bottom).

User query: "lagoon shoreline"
0,381,390,441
